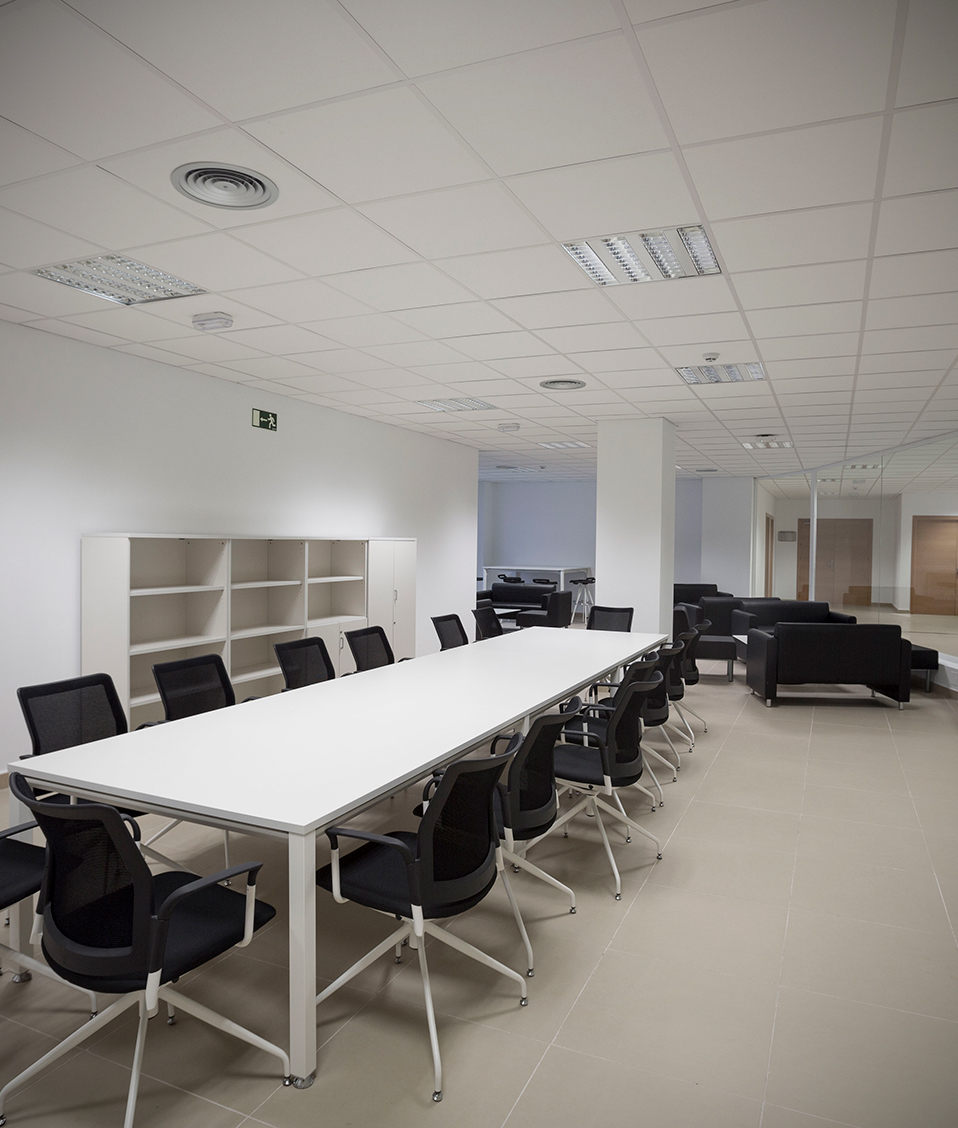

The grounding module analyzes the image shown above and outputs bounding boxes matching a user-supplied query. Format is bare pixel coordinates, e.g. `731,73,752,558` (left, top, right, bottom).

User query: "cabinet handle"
394,589,398,601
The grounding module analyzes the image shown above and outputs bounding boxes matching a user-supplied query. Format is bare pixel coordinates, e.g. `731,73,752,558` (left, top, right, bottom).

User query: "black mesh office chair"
1,774,291,1128
490,713,577,913
431,614,469,650
16,674,176,870
152,653,235,719
315,752,530,1103
542,678,664,900
677,621,710,733
639,643,688,773
344,625,412,672
473,604,505,640
274,636,335,689
587,605,634,632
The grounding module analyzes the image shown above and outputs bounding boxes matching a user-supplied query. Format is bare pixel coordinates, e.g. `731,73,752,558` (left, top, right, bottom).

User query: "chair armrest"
135,720,169,728
325,827,421,905
155,862,265,922
675,602,702,626
476,590,493,602
731,609,756,634
0,820,38,840
398,656,413,662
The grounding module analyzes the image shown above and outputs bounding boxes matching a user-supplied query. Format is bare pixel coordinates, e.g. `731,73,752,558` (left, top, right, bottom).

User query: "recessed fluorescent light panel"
741,440,793,449
416,397,495,412
33,255,206,305
563,225,720,286
538,441,590,449
677,363,765,385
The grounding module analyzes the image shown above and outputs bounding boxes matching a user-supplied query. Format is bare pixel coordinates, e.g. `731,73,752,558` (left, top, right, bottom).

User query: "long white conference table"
8,627,665,1087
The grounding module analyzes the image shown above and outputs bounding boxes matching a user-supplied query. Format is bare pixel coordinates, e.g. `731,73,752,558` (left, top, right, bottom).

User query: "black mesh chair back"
431,614,469,650
603,676,663,786
587,605,634,632
152,653,234,720
417,752,512,908
274,636,335,689
345,625,395,671
472,604,503,640
668,635,693,701
18,673,128,756
681,619,709,684
496,713,568,840
641,644,684,726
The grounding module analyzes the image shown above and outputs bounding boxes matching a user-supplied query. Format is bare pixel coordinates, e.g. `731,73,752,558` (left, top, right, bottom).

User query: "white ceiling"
1,0,956,482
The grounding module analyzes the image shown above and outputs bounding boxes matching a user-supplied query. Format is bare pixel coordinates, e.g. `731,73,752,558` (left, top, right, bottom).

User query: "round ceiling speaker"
171,164,279,210
539,378,586,390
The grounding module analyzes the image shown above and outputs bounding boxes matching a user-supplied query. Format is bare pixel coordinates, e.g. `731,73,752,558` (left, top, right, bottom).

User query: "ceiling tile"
112,342,203,366
445,331,552,361
246,88,488,203
506,152,698,240
636,311,750,347
639,0,894,145
290,348,391,373
304,314,427,348
325,262,479,310
896,0,958,107
865,293,958,331
605,276,737,320
234,209,417,276
27,318,125,348
124,293,284,333
437,245,590,298
221,356,322,381
407,361,503,382
0,166,211,249
884,103,958,197
0,302,36,323
856,370,942,389
491,289,626,329
712,203,874,273
732,261,868,310
394,302,518,337
222,279,374,321
874,191,958,257
859,350,957,373
601,368,687,389
359,182,548,258
0,209,103,269
0,0,219,159
339,0,618,76
685,118,883,220
98,129,339,230
486,356,587,379
536,322,648,353
568,347,666,372
362,340,473,367
757,333,859,360
268,373,368,397
0,118,80,186
764,358,857,379
747,302,863,338
0,271,118,317
153,335,266,363
70,0,397,118
868,249,958,299
862,325,958,353
126,233,303,291
418,34,668,176
219,324,339,354
60,306,215,343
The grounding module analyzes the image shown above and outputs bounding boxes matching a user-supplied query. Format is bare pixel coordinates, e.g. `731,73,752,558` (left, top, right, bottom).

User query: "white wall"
700,477,754,596
478,480,596,573
0,321,478,759
674,478,703,583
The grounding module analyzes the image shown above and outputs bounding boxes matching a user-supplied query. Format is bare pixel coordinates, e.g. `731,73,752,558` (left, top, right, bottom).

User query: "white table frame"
8,628,664,1087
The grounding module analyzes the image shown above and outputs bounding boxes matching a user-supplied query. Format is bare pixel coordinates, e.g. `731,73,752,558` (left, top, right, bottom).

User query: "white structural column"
595,418,676,634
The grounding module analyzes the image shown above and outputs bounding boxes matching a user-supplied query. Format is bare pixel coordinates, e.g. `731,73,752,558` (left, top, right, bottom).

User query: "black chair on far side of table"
431,614,469,650
152,653,236,719
274,636,335,690
0,774,291,1128
473,604,509,639
344,624,411,672
315,751,530,1103
587,605,634,632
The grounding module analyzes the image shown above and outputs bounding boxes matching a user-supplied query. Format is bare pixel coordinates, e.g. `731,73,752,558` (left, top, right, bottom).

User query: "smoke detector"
498,422,520,432
172,164,279,210
702,352,720,363
192,312,233,331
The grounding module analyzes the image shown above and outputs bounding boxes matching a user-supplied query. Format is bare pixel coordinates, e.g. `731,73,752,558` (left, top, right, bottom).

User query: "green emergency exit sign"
252,409,277,431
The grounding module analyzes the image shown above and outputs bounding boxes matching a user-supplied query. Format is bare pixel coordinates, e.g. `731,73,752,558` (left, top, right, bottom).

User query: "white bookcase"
82,534,416,727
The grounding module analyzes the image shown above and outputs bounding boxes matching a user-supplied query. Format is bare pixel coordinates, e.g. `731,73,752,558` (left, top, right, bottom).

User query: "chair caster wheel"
1,1113,7,1125
656,853,663,859
672,776,677,783
615,893,622,901
11,971,31,983
527,968,534,977
223,879,232,887
167,1016,176,1026
520,997,529,1006
512,865,519,873
395,956,402,963
569,906,576,914
401,938,408,946
433,1091,443,1102
90,1011,98,1019
625,835,632,843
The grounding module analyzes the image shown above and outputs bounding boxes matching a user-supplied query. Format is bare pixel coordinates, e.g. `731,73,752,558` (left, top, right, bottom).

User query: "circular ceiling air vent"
171,164,279,210
540,378,586,391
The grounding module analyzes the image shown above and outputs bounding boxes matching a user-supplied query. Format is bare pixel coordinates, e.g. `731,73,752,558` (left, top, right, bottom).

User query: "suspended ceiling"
0,0,956,482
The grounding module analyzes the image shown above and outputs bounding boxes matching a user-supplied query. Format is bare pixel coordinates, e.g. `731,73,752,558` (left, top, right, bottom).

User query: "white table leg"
6,787,33,976
287,830,317,1087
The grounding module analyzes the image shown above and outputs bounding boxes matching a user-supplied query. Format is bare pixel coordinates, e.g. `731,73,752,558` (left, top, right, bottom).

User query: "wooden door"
912,516,958,614
797,519,873,605
764,514,775,596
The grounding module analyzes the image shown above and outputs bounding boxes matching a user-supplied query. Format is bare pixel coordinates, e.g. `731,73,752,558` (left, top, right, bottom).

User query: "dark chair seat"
553,742,641,789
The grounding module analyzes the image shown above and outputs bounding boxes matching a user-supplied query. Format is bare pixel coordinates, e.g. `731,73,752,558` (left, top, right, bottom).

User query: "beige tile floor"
2,662,958,1128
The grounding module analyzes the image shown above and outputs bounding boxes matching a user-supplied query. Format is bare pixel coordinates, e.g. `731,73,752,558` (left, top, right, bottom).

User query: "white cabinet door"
391,540,416,660
366,540,395,640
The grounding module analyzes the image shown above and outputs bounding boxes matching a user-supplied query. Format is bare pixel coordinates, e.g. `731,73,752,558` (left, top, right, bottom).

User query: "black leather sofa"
746,623,911,707
673,583,732,605
731,600,856,660
476,581,556,611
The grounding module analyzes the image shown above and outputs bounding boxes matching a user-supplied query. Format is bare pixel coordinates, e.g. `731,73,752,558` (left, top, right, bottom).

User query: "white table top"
11,629,664,837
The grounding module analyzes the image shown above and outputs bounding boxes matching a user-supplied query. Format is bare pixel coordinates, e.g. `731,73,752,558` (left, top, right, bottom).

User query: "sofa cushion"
774,623,903,685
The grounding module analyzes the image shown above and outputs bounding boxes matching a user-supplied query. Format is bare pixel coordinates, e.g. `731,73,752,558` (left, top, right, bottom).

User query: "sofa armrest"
826,611,857,623
731,609,756,634
476,589,493,603
717,591,733,597
745,627,777,703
